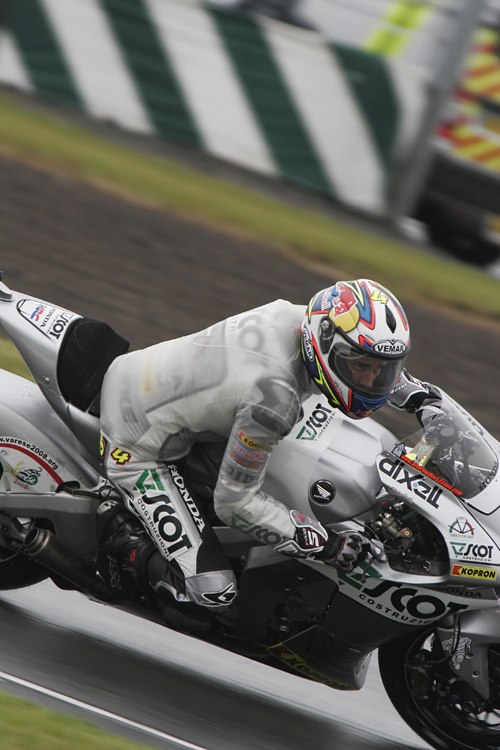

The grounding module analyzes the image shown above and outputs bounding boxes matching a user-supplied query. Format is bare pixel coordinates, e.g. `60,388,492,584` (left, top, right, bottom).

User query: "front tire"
0,546,48,589
379,628,500,750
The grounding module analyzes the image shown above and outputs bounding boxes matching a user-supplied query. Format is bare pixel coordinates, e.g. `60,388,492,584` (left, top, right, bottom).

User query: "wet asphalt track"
0,582,428,750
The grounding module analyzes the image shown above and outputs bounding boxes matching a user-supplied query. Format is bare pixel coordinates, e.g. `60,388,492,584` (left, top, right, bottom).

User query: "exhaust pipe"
23,528,112,602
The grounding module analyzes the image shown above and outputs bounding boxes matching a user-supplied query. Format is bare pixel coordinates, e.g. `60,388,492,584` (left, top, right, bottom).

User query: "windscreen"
393,402,498,500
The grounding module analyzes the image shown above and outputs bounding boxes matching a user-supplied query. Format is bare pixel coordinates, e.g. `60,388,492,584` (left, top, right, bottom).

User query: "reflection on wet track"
0,582,429,750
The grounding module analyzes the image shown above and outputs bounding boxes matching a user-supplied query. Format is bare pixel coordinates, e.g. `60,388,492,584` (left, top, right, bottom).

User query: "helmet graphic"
301,280,410,419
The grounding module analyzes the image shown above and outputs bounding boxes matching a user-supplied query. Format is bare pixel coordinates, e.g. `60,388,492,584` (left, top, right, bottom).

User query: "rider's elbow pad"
251,377,301,438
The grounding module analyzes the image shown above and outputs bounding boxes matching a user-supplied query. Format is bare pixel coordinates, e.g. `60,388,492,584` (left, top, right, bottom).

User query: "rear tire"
0,546,48,589
379,628,500,750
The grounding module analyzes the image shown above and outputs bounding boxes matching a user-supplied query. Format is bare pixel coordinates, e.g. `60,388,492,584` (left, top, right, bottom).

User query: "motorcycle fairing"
0,369,99,491
0,284,79,404
329,449,500,630
378,450,500,576
265,395,396,524
0,279,126,468
226,542,338,642
335,563,499,627
263,561,497,692
267,626,367,691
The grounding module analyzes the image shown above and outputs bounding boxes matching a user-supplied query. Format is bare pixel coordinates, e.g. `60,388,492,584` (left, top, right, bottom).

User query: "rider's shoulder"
259,299,305,331
239,298,302,318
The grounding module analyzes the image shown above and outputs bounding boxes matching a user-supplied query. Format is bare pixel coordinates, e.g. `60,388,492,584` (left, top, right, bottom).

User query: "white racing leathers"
100,300,308,609
100,301,442,610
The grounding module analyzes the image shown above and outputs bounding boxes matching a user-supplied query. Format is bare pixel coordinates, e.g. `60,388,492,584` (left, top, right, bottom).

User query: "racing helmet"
301,279,411,419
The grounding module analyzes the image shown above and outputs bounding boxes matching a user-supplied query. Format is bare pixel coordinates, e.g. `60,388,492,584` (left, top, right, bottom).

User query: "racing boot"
97,500,156,601
147,553,214,636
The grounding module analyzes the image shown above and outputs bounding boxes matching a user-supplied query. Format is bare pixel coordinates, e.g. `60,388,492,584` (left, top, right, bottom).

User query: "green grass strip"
0,337,32,378
0,690,154,749
0,93,499,319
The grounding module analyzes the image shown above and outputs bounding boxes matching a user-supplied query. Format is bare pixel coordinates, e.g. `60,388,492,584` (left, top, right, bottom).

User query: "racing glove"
275,510,386,573
318,530,387,572
274,510,330,558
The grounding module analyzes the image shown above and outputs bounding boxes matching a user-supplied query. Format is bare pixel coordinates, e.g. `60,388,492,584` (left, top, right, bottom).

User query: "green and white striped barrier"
0,0,429,216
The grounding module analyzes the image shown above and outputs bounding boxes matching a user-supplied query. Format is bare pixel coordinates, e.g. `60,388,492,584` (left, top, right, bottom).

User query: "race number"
110,448,131,465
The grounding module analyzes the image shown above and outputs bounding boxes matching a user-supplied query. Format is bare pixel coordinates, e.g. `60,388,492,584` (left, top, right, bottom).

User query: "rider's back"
100,299,305,459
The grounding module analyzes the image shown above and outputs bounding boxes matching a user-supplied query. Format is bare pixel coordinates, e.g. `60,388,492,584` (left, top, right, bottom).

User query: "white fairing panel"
0,370,99,493
264,395,397,524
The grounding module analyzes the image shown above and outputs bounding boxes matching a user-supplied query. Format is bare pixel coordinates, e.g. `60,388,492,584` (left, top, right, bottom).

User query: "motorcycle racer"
99,279,442,628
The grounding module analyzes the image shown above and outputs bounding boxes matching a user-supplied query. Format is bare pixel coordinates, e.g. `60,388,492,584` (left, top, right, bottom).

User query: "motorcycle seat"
57,317,129,416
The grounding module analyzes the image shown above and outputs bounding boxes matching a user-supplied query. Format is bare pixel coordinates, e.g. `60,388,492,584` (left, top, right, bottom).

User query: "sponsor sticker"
451,564,497,581
17,299,76,341
330,284,357,327
133,488,194,559
338,573,470,624
302,327,314,362
450,542,493,562
268,643,353,690
440,587,483,599
449,516,475,537
237,431,264,451
168,465,206,533
295,402,335,442
15,467,42,486
134,469,163,494
379,456,443,508
309,479,336,505
321,288,334,311
232,512,286,547
441,635,472,670
373,339,406,355
400,454,463,496
4,461,43,490
201,583,237,607
229,432,267,469
0,438,63,490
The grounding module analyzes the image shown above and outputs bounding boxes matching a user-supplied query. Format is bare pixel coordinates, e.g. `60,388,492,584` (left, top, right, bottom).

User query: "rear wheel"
379,628,500,750
0,546,48,589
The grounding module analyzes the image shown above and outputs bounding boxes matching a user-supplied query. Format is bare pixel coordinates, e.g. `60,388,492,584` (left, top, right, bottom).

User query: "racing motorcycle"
0,274,499,750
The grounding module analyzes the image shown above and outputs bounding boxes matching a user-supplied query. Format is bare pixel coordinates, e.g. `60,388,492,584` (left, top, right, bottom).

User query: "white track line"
0,669,208,750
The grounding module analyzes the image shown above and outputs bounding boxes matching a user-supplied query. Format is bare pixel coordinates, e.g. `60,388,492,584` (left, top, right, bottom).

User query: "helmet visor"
329,339,407,398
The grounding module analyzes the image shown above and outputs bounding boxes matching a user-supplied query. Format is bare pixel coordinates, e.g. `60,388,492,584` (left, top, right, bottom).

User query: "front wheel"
0,546,48,589
379,628,500,750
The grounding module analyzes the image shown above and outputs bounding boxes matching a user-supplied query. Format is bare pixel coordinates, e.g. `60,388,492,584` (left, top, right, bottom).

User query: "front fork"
435,607,500,700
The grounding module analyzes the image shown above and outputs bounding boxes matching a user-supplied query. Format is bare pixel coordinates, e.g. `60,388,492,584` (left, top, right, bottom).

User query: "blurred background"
3,0,500,266
0,2,500,749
